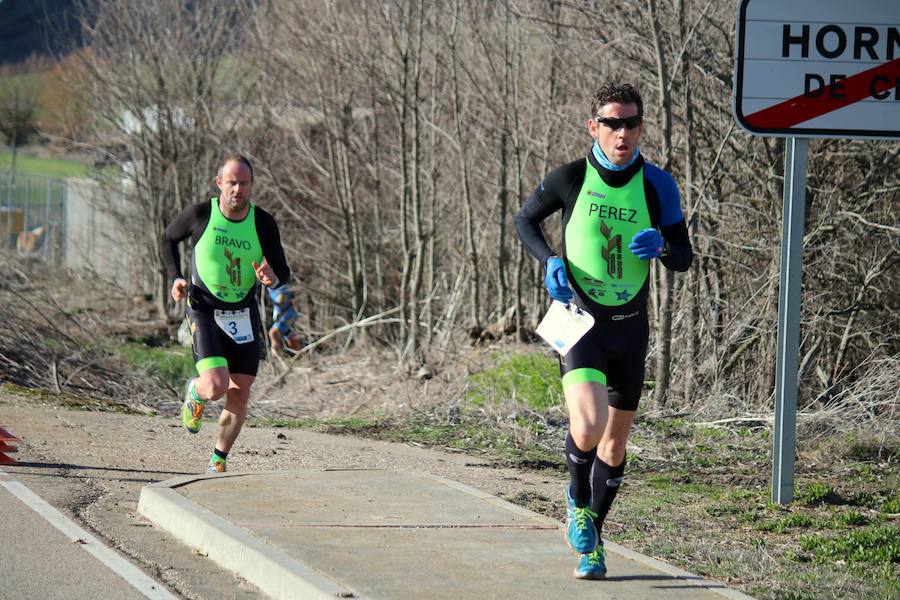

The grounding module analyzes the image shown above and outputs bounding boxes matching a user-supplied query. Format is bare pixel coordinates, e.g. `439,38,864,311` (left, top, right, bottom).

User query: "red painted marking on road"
0,427,20,443
0,427,20,464
745,58,900,129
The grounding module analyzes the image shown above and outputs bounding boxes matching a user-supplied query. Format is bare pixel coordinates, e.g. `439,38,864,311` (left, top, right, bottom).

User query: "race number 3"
214,308,254,344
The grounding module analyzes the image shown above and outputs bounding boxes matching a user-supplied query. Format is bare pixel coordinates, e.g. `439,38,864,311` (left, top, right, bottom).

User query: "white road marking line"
0,472,178,600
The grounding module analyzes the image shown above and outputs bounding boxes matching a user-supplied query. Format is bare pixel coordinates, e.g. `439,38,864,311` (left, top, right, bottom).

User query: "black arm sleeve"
160,203,206,283
256,208,291,287
659,219,693,272
513,161,580,264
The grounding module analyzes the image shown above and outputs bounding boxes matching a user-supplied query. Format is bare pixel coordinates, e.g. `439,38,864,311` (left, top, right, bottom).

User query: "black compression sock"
590,455,626,534
565,433,597,507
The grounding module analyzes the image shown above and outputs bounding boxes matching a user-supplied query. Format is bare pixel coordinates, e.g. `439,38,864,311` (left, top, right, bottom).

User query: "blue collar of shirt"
591,142,640,171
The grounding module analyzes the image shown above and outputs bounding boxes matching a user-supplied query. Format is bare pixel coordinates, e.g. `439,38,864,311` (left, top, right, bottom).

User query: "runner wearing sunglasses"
514,82,693,579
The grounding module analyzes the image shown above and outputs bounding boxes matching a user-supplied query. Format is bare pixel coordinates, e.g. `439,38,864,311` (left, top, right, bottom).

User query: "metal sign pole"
772,136,808,505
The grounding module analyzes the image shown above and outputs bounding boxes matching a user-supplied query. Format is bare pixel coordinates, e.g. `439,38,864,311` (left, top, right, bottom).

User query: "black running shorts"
186,297,262,377
559,312,649,411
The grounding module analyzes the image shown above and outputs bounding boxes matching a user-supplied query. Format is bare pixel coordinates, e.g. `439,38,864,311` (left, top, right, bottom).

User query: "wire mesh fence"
0,170,67,264
0,171,151,294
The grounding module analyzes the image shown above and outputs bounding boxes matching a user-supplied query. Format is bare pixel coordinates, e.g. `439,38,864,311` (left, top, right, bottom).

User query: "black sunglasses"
595,116,642,130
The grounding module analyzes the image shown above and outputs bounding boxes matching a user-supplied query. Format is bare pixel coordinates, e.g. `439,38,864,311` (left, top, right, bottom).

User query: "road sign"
732,0,898,505
733,0,900,139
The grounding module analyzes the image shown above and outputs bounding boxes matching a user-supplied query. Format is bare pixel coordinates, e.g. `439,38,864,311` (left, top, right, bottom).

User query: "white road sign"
733,0,900,139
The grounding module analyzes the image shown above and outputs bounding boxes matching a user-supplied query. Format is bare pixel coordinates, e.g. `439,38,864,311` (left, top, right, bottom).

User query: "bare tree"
646,0,677,408
0,83,40,190
67,0,257,318
59,0,892,409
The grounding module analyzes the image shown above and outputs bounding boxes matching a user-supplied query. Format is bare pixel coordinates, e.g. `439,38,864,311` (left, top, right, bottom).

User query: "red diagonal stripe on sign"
745,58,900,129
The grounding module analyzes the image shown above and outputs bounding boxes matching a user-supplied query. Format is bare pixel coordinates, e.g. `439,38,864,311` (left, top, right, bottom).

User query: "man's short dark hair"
591,83,643,118
219,154,254,180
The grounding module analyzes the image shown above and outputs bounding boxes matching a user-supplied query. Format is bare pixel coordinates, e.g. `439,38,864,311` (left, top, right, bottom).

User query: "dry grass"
0,253,170,409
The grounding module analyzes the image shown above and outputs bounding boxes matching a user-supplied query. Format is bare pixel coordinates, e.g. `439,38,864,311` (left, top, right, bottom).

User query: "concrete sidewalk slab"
138,469,755,600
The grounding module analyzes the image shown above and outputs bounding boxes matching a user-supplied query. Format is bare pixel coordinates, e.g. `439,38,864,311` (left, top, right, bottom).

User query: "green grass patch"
114,342,195,390
640,416,688,437
856,463,880,483
465,352,562,411
725,488,760,501
799,525,900,567
797,482,839,505
692,425,728,440
826,511,871,528
883,495,900,514
755,513,816,533
637,473,724,508
0,152,90,178
850,491,883,510
738,509,762,523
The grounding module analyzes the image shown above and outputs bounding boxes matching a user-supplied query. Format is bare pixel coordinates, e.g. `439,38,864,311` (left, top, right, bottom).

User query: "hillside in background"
0,0,80,66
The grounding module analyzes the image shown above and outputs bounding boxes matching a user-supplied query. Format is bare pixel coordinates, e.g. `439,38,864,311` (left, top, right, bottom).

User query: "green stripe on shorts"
562,368,607,389
196,356,228,373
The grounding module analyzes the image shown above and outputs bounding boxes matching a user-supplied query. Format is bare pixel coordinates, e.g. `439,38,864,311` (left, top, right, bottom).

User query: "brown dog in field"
16,225,49,257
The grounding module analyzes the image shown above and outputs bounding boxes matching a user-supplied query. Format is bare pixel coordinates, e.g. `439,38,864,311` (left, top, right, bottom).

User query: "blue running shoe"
565,485,598,553
574,540,607,579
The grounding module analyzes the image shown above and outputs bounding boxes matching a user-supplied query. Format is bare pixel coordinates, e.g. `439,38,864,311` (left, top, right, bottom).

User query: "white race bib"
535,301,595,356
214,308,254,344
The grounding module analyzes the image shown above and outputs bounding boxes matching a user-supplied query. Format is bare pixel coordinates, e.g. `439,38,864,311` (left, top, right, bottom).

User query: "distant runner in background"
267,284,302,353
514,83,692,580
161,154,291,474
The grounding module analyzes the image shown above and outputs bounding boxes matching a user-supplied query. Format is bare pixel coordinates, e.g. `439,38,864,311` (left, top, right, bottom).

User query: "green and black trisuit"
161,198,290,376
514,148,692,411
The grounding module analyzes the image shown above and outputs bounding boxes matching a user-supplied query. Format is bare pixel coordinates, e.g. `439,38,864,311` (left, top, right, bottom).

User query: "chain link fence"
0,170,67,264
1,171,151,294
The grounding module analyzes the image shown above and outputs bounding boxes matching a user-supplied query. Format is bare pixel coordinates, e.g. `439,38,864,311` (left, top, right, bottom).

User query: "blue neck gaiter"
592,141,639,171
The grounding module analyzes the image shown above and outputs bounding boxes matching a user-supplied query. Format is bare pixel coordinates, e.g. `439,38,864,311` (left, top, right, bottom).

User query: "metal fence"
0,170,67,264
0,171,151,295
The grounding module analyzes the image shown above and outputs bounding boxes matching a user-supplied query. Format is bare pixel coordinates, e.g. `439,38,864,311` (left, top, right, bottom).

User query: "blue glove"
544,257,573,303
629,228,665,260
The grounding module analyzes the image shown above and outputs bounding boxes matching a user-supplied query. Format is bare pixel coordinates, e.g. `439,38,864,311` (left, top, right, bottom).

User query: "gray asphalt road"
0,481,165,600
